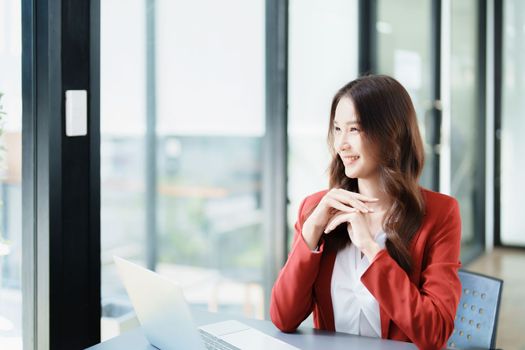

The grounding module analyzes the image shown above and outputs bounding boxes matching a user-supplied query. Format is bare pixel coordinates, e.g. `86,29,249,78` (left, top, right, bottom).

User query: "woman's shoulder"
420,187,460,217
418,188,461,246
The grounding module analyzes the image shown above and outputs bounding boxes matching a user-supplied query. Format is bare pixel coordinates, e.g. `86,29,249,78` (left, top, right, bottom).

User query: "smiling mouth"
342,155,360,162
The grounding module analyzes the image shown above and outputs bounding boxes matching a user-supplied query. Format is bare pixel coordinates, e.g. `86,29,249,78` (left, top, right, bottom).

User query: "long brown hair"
324,75,425,274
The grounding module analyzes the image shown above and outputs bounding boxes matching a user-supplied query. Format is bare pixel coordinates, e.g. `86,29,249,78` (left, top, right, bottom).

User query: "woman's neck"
357,176,392,212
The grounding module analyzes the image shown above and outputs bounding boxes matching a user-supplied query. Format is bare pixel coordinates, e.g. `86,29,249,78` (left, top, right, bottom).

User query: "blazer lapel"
380,306,391,339
317,250,337,331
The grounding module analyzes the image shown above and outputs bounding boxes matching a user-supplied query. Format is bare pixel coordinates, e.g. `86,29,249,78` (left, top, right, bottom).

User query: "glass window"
501,0,525,246
375,0,435,188
449,0,484,256
100,0,147,340
376,0,486,256
287,0,358,244
101,0,265,341
0,0,22,348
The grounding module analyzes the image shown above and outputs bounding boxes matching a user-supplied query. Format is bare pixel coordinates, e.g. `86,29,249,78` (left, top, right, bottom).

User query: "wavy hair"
324,75,425,274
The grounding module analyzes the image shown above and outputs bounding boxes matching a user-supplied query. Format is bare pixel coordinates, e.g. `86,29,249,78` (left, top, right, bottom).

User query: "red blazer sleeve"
270,197,324,332
361,199,462,350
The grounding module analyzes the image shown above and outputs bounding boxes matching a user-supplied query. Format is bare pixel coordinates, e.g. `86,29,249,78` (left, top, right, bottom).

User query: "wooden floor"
466,248,525,350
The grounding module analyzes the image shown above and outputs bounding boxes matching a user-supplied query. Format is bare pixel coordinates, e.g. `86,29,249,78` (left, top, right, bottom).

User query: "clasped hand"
302,188,382,259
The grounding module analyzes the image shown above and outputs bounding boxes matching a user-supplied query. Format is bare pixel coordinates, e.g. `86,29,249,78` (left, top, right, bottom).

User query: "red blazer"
270,188,462,350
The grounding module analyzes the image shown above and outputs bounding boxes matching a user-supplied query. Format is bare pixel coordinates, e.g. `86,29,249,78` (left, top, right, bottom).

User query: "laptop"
114,256,299,350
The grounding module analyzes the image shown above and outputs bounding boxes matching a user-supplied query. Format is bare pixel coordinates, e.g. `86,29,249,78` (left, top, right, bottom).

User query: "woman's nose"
337,138,350,152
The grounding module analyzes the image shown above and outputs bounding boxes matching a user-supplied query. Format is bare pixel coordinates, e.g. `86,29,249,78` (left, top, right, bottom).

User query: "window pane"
101,0,265,341
287,0,358,245
100,0,147,341
450,0,484,254
0,0,22,348
376,0,435,188
501,0,525,246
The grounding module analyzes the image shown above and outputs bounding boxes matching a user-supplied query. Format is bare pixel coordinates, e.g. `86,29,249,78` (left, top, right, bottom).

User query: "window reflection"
101,0,265,341
287,0,358,248
501,0,525,246
450,0,483,255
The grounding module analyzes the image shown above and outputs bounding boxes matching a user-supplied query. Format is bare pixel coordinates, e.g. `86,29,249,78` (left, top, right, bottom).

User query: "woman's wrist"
301,220,324,251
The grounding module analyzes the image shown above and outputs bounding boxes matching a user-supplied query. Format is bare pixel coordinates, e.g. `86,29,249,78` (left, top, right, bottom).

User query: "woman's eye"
334,126,341,132
350,127,360,132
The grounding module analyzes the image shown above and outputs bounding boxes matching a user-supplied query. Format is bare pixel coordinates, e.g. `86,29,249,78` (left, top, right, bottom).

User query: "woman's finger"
326,197,358,213
324,213,353,233
329,190,372,213
337,189,379,202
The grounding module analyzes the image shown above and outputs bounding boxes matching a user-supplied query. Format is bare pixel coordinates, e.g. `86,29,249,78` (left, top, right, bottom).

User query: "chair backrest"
447,270,503,349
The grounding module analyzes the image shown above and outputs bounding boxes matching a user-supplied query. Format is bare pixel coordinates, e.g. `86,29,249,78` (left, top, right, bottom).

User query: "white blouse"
330,231,387,338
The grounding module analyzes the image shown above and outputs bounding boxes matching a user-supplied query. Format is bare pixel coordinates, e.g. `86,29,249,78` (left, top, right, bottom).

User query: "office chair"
447,270,503,349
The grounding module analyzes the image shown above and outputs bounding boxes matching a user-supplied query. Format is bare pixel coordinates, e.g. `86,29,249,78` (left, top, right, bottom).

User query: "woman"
270,75,461,350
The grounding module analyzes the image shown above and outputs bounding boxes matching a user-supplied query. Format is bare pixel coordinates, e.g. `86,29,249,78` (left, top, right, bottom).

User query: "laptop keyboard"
199,329,241,350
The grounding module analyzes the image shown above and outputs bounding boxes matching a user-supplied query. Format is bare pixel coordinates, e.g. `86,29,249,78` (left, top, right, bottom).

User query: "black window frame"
22,0,101,348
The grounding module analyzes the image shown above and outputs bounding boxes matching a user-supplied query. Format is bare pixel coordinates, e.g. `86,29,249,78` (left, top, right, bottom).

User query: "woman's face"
333,97,379,180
